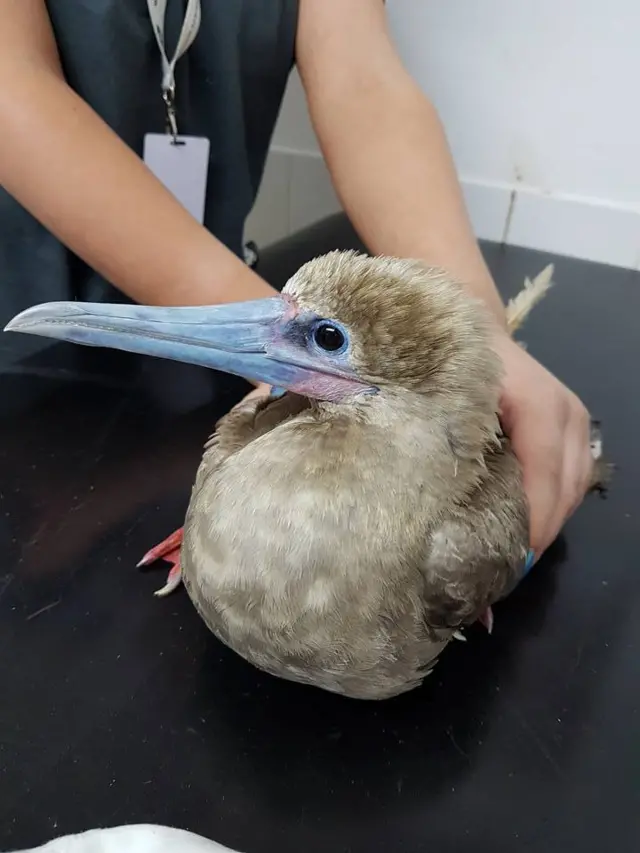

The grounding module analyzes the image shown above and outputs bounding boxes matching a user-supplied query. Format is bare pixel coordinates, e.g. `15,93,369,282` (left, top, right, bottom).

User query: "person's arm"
296,0,594,558
296,0,506,327
0,0,275,308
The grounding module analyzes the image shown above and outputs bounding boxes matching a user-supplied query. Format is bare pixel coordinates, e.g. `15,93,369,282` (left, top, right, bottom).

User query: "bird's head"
4,250,502,409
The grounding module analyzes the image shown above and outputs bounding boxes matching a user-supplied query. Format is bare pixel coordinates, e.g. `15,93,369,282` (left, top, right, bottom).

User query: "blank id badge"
143,134,210,225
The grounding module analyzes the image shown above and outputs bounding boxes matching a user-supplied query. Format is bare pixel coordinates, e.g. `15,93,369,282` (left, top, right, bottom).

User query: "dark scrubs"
0,0,298,327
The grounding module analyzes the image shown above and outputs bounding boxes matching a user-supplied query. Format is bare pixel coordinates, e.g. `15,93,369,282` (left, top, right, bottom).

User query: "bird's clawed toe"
152,557,182,597
137,527,184,597
478,606,494,634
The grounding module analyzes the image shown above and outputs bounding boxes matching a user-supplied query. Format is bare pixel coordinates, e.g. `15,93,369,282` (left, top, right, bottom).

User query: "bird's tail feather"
505,263,555,334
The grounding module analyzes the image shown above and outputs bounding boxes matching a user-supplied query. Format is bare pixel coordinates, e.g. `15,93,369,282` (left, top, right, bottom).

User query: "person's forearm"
301,52,506,327
0,63,274,308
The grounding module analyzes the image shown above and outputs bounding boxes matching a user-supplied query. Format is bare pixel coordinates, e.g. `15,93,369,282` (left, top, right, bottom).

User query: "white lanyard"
146,0,202,139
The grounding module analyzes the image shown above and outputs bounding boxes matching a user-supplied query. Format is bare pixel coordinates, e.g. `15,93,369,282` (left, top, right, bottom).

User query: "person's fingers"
511,419,563,559
239,382,272,403
517,397,591,559
229,382,272,415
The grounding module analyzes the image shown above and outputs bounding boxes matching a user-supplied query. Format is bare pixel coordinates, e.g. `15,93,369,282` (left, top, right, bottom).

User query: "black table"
1,214,638,853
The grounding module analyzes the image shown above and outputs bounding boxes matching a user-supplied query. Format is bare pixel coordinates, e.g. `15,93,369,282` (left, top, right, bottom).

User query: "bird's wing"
193,392,311,491
420,440,529,630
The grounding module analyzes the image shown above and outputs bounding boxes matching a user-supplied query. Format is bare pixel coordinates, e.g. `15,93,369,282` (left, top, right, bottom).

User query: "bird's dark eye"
313,322,346,352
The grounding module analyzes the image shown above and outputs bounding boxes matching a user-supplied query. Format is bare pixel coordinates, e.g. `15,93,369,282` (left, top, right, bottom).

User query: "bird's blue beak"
4,298,372,402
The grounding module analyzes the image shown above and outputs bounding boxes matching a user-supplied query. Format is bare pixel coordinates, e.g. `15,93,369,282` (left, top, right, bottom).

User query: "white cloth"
8,825,242,853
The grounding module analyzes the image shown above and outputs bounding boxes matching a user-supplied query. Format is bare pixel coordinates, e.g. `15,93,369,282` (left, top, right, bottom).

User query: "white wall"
245,70,339,249
246,0,640,269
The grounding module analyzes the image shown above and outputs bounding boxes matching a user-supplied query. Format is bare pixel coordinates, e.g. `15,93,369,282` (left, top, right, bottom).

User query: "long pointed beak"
4,298,372,400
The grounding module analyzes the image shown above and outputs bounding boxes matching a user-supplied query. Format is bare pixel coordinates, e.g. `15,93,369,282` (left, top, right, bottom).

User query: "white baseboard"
244,148,340,251
462,178,640,269
246,148,640,270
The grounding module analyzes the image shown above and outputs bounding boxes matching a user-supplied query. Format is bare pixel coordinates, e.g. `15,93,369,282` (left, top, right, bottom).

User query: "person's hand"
492,331,593,561
240,382,272,404
229,382,273,415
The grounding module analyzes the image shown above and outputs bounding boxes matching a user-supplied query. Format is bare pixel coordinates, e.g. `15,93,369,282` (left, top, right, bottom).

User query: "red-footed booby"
5,252,609,699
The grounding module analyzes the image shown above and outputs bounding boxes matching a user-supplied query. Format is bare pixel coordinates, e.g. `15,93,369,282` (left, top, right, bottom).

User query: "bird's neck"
313,389,502,503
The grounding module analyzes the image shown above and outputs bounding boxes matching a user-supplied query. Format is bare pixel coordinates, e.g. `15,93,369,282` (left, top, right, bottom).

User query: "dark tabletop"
1,214,638,853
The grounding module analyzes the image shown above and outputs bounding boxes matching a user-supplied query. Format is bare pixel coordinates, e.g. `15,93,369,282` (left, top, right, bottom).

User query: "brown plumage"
5,251,610,700
176,253,606,699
